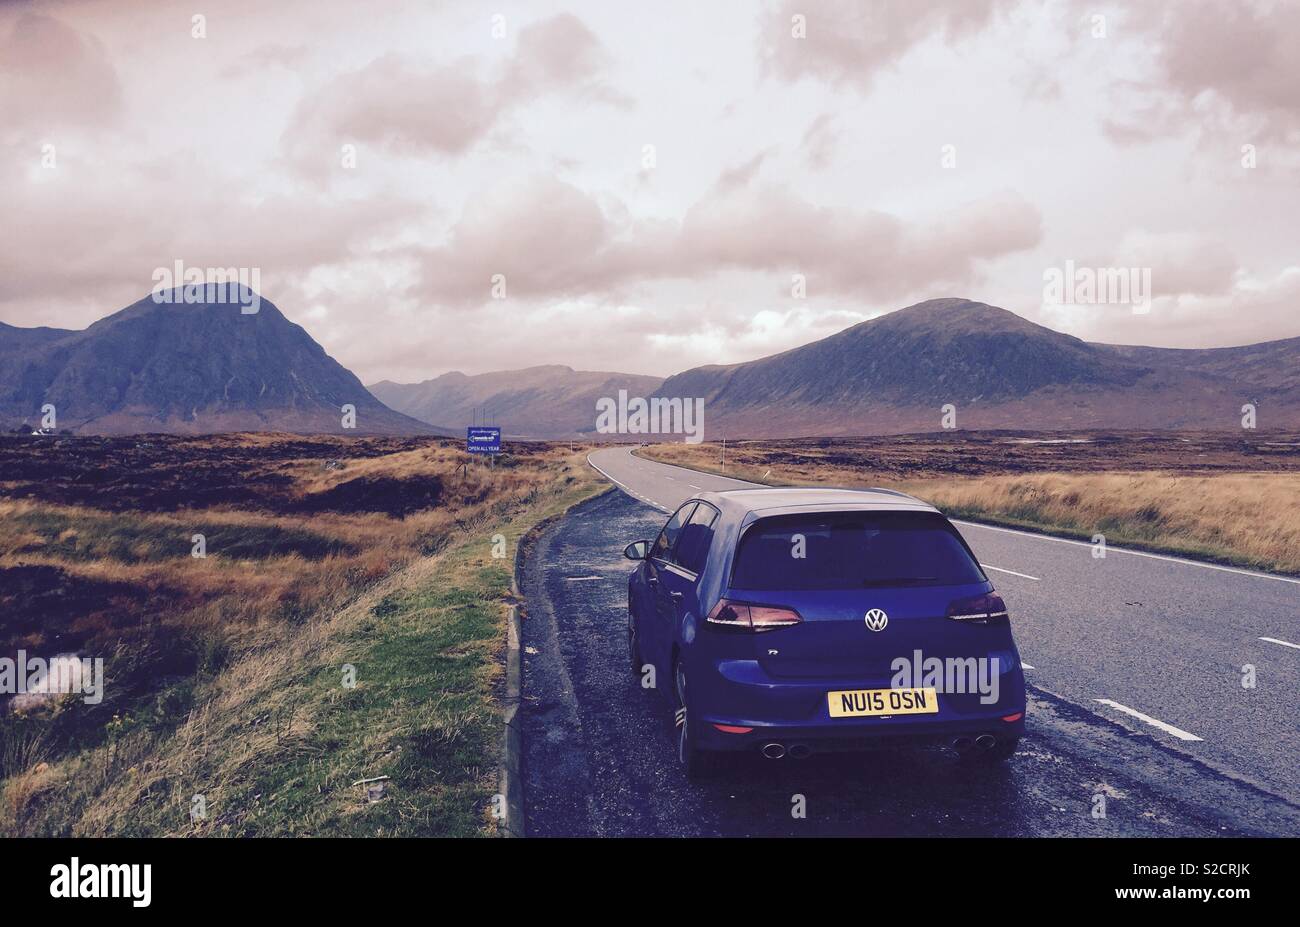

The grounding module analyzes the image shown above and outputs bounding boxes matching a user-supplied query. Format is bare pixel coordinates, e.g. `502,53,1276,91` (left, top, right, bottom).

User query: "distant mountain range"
0,291,444,436
3,294,1296,438
377,298,1300,436
369,366,663,438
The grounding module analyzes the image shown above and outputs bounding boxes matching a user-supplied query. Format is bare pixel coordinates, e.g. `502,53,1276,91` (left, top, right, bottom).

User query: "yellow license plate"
827,687,939,718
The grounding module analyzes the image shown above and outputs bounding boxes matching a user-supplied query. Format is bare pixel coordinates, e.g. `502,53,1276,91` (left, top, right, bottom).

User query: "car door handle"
668,591,683,602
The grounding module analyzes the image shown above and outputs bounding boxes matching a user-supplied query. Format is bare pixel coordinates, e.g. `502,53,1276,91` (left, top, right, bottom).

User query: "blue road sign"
467,426,502,454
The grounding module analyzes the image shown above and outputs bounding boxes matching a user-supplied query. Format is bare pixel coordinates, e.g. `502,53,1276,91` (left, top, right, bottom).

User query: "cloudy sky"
2,0,1297,383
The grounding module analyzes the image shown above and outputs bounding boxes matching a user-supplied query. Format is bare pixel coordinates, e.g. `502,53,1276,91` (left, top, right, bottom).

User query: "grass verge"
1,445,603,836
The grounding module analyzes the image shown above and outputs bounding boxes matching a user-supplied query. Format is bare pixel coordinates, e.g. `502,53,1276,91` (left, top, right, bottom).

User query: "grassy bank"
897,472,1300,574
1,437,602,836
638,440,1300,575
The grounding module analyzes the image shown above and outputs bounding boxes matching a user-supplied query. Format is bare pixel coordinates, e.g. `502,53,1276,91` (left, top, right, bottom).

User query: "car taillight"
706,598,802,632
947,592,1009,624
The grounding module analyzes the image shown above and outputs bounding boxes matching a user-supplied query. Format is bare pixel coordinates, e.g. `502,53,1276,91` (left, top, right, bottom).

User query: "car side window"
674,503,719,575
650,502,696,563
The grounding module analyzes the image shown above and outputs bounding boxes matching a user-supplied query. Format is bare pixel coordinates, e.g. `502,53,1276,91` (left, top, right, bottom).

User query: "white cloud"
1,0,1297,386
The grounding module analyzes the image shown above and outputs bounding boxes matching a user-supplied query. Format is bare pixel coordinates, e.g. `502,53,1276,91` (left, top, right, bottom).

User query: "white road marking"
688,484,701,489
1259,636,1300,651
1093,699,1203,742
954,519,1300,586
587,453,683,512
981,564,1040,581
589,455,668,511
564,576,605,582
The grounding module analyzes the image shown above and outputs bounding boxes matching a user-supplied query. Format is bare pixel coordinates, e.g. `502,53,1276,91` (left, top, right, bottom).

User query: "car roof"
694,486,939,519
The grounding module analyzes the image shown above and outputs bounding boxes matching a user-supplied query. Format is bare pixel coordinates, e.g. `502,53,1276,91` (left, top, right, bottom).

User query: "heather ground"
0,433,601,836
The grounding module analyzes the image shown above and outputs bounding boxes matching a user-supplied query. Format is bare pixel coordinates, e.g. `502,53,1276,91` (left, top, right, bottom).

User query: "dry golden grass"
289,443,462,491
0,438,604,836
640,443,1300,574
0,443,569,649
896,471,1300,574
2,762,59,822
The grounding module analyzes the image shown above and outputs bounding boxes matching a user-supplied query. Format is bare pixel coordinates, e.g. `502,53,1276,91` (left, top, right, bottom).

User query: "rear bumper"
693,656,1027,753
697,714,1026,753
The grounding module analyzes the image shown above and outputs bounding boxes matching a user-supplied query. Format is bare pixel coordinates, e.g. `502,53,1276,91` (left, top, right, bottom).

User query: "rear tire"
674,662,713,780
627,607,643,679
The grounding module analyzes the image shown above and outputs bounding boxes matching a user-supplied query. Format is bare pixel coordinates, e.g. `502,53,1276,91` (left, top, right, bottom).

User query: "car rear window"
731,511,986,590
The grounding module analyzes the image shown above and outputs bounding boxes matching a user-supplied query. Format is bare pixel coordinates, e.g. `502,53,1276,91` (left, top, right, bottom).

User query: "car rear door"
659,502,720,646
645,502,696,677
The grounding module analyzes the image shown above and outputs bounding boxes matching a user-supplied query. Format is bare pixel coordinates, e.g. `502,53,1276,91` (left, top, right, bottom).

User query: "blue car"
624,488,1027,777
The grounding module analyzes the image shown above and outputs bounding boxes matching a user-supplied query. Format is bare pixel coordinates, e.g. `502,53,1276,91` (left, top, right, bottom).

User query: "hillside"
0,291,445,435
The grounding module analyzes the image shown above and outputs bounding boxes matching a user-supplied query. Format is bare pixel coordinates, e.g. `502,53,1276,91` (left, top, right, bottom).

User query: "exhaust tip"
761,742,786,759
951,736,974,751
788,743,812,760
975,734,997,750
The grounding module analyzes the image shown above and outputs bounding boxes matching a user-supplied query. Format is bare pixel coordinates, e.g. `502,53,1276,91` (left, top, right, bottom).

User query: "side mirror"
623,540,650,561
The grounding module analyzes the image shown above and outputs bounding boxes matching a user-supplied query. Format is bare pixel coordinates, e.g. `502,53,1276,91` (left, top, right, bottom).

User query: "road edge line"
1093,698,1203,742
588,451,670,511
953,519,1300,586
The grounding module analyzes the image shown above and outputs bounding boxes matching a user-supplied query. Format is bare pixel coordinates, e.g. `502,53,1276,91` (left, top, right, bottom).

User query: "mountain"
0,291,447,436
9,293,1296,439
369,365,663,438
662,299,1143,406
373,298,1300,438
655,298,1300,437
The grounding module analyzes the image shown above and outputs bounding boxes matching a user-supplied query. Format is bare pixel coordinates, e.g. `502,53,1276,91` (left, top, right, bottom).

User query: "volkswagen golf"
624,488,1027,777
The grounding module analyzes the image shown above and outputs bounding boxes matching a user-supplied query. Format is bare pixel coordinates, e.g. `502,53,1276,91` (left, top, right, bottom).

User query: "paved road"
516,447,1300,836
